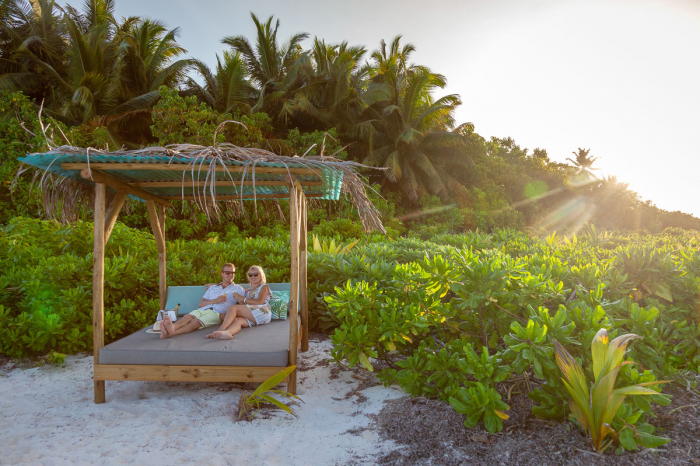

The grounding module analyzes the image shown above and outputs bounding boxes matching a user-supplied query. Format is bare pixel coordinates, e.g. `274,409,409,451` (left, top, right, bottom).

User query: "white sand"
0,339,406,466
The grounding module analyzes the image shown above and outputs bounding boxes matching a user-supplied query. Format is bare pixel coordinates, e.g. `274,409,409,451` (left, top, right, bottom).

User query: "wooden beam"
146,200,167,309
93,183,106,404
158,204,166,311
65,162,321,176
300,191,309,352
104,191,127,244
160,193,324,200
131,180,323,188
80,168,171,207
287,185,300,394
94,364,291,383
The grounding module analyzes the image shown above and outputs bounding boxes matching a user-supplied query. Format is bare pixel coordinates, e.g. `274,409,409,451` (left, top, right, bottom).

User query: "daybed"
98,284,301,371
19,142,384,403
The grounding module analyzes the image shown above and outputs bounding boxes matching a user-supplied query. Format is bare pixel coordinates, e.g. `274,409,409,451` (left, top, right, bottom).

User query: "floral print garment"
245,285,272,314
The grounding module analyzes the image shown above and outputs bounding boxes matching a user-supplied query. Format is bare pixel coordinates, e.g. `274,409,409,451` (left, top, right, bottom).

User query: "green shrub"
0,218,693,448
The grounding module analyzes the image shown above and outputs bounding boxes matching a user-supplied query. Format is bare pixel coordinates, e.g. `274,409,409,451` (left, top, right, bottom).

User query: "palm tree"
222,13,311,130
363,65,469,201
0,0,67,108
106,18,194,143
369,35,417,103
185,50,254,115
286,38,390,137
567,147,599,178
1,1,192,144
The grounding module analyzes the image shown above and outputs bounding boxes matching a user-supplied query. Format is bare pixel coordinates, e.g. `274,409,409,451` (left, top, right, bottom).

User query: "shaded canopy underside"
19,153,344,200
18,143,386,233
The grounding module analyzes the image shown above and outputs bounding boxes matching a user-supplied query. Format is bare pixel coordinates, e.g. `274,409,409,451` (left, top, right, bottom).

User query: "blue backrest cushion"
165,286,208,316
165,283,297,318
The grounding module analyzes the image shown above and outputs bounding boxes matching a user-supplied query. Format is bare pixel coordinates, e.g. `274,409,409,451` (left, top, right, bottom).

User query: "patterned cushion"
269,290,290,320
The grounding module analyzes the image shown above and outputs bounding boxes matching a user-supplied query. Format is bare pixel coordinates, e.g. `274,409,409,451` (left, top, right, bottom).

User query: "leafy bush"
324,227,695,442
312,218,365,241
151,86,271,147
1,217,696,449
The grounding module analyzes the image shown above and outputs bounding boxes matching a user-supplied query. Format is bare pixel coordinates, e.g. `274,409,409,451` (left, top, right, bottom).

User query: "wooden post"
158,203,166,309
300,191,309,352
104,191,127,244
146,200,167,310
93,183,106,404
287,185,300,394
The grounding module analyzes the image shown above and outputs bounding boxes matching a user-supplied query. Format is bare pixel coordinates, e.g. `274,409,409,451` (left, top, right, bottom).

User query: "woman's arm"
241,285,270,305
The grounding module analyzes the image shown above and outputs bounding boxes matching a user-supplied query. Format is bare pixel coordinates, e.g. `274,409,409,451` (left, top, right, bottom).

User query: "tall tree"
0,0,67,107
567,147,599,178
222,13,311,130
363,65,468,201
107,17,194,141
185,50,254,115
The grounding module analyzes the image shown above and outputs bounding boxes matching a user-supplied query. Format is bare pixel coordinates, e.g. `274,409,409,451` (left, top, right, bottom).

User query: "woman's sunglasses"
248,273,259,277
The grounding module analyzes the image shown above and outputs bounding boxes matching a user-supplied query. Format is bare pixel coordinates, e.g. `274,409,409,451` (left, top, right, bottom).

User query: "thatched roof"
18,143,385,233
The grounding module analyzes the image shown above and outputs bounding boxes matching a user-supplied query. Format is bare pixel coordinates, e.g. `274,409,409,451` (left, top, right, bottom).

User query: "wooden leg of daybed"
288,370,297,395
94,380,105,404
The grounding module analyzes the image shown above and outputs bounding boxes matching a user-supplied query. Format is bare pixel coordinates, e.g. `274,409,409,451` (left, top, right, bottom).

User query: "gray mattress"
99,319,292,367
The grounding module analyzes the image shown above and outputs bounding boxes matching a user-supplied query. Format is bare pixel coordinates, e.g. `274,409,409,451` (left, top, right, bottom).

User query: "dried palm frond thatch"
17,122,386,233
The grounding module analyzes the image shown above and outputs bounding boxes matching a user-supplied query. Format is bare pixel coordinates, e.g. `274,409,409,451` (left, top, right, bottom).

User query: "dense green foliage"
1,1,698,233
324,226,699,447
2,218,698,450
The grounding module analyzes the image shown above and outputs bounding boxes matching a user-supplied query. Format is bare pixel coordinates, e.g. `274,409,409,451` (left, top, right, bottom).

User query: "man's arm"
198,295,226,308
199,287,226,308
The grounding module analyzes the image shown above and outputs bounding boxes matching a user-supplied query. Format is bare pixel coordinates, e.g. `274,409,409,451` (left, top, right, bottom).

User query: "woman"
207,265,272,340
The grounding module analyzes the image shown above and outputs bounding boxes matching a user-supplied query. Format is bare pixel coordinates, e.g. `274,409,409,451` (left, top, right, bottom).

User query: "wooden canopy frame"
86,166,311,404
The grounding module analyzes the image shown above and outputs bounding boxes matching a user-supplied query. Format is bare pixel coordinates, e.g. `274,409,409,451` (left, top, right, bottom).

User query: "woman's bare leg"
218,305,240,331
218,305,257,331
208,317,249,339
227,317,250,337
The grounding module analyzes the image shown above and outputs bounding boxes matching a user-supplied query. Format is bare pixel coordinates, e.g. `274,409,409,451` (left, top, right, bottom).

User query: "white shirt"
202,282,245,313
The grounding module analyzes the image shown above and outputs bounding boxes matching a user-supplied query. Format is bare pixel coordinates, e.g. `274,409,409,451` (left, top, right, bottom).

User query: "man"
160,263,244,339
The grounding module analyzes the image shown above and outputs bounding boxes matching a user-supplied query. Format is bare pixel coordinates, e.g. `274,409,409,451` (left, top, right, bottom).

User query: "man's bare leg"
170,314,197,331
160,317,171,339
161,315,201,338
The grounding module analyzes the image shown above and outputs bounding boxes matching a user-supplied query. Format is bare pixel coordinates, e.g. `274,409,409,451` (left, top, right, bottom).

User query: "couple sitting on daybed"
160,263,271,340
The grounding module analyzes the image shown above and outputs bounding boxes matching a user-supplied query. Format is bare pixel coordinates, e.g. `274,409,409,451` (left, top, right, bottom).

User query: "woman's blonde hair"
248,265,267,284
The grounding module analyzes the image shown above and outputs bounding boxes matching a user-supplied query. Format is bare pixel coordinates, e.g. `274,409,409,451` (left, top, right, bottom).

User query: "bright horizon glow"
109,0,700,217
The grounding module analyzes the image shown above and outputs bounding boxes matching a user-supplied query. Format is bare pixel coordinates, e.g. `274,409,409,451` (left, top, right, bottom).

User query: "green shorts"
188,309,222,328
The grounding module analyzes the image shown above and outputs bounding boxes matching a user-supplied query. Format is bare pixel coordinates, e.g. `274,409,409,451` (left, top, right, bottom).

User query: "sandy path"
0,339,404,466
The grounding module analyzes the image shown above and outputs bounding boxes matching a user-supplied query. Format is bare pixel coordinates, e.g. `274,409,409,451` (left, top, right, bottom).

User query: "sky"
112,0,700,217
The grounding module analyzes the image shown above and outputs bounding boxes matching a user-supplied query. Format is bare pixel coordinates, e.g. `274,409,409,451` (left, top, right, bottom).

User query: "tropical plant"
296,38,388,135
312,234,359,254
222,13,310,129
186,50,254,115
0,0,67,106
554,328,670,452
362,43,470,201
237,365,302,421
566,147,599,181
449,382,510,433
0,1,192,144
